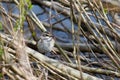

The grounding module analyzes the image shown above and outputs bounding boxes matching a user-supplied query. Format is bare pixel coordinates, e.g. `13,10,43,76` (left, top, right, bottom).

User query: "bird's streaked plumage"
37,32,55,53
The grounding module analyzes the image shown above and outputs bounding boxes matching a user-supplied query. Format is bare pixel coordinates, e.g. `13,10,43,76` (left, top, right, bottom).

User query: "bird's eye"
43,33,49,36
42,33,49,37
42,31,52,37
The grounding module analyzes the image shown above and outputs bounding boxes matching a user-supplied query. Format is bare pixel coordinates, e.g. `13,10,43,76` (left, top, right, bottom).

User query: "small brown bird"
37,31,55,53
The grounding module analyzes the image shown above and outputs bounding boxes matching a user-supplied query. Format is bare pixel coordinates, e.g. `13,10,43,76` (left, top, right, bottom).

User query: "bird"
113,13,120,26
37,31,55,53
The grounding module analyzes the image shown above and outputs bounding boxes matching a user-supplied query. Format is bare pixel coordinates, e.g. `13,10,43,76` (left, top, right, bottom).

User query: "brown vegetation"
0,0,120,80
